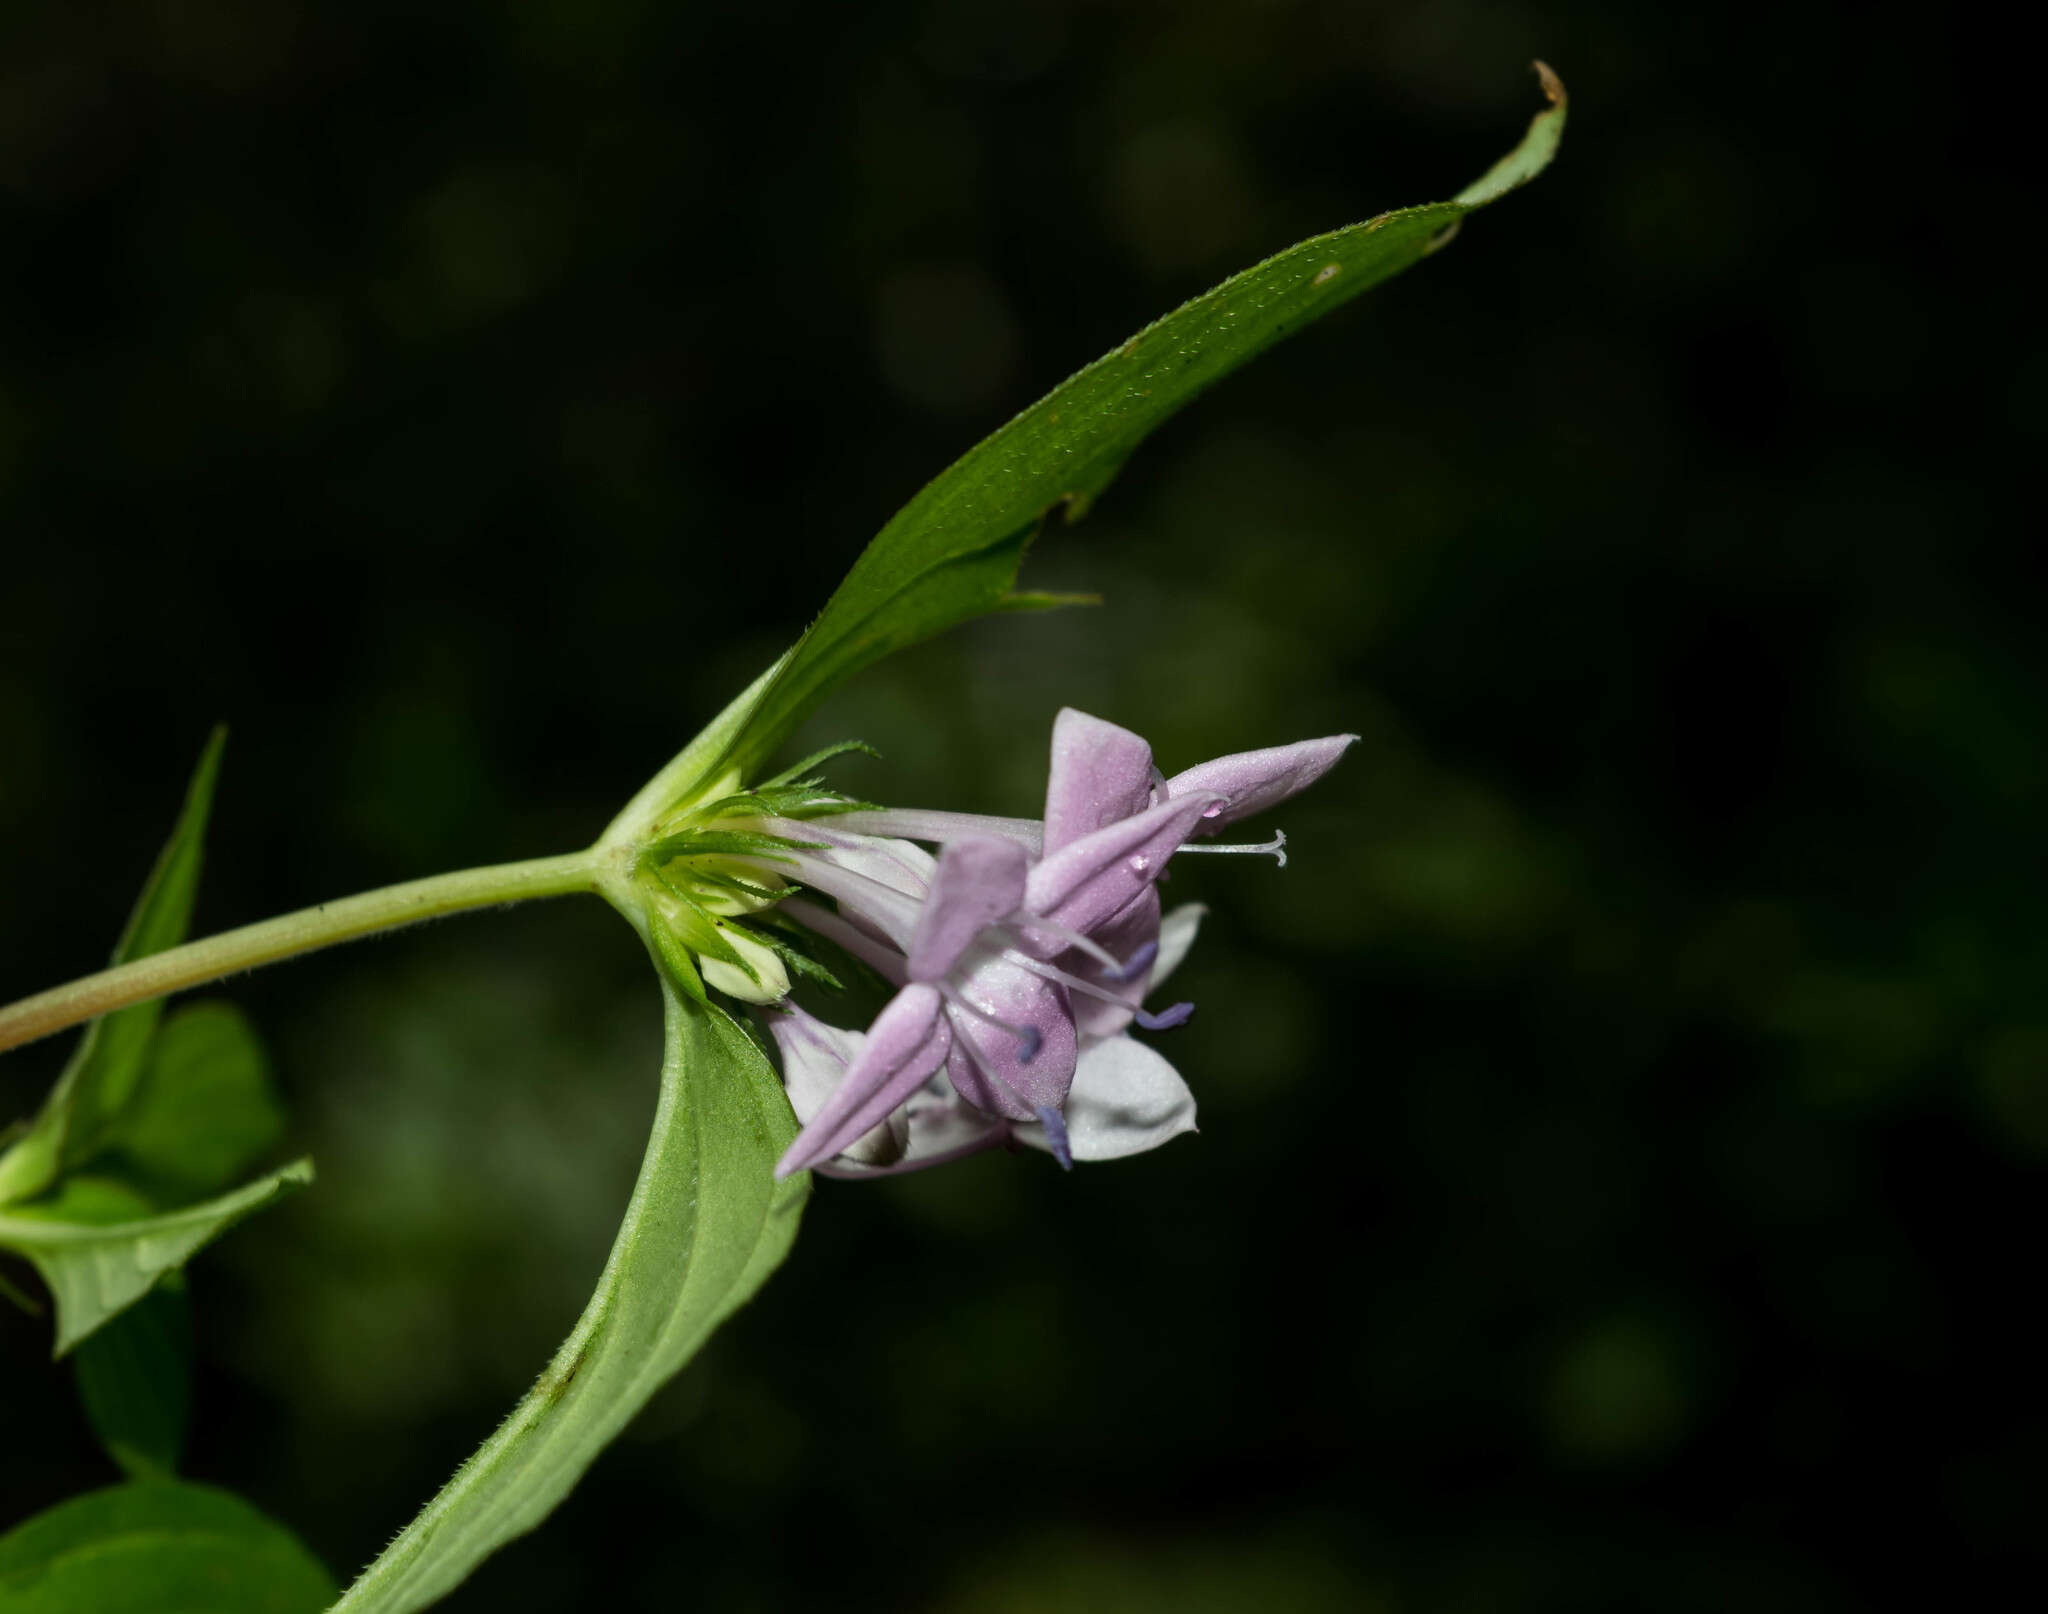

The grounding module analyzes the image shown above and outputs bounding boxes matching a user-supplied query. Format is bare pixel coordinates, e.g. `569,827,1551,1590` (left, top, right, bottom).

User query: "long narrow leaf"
716,67,1566,777
331,978,808,1614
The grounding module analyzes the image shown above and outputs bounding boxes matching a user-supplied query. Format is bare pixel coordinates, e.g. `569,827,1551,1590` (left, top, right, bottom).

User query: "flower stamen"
999,948,1193,1031
1100,939,1158,984
1175,829,1288,867
994,915,1124,973
939,985,1042,1064
1034,1105,1074,1171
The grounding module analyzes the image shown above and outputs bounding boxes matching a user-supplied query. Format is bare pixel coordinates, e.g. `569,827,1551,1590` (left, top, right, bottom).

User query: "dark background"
3,2,2042,1608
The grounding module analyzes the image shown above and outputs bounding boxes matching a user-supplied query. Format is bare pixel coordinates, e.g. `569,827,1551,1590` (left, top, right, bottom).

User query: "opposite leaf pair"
0,732,311,1366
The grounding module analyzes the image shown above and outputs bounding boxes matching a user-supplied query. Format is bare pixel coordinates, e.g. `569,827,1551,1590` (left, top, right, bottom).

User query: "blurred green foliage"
1,1,2040,1609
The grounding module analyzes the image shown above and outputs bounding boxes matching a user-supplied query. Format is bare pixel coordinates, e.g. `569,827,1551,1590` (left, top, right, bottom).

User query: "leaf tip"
1449,61,1569,210
191,725,231,796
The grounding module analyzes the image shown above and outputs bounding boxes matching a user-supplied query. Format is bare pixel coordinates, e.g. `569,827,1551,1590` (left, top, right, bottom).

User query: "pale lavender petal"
743,815,938,887
768,846,925,950
1022,791,1222,949
775,897,908,985
1150,903,1207,990
1015,1034,1197,1162
1064,887,1159,1039
768,1004,863,1118
943,961,1077,1120
768,1007,908,1166
813,833,937,902
775,983,950,1178
826,809,1043,857
1165,734,1358,834
906,836,1029,981
740,820,934,944
1043,709,1154,856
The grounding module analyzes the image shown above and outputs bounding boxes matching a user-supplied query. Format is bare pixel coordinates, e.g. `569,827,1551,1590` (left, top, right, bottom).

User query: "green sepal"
641,828,819,864
646,920,708,1005
691,783,876,821
758,739,882,789
645,879,760,978
752,925,846,993
678,867,788,905
754,908,895,999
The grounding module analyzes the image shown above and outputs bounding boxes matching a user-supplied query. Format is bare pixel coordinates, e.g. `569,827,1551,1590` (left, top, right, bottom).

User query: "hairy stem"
0,851,609,1057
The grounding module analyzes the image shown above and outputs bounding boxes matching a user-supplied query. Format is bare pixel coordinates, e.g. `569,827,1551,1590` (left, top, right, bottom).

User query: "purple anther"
1101,939,1158,984
1034,1105,1074,1170
1135,1000,1195,1032
1016,1024,1042,1064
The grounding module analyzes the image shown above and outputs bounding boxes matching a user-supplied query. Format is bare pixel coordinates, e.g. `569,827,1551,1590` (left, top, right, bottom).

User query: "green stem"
0,851,609,1058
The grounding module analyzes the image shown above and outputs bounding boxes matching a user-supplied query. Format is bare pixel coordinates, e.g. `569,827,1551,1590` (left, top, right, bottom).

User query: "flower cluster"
701,709,1354,1181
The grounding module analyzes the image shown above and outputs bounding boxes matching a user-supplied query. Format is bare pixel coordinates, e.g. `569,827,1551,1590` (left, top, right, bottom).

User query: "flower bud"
698,924,790,1005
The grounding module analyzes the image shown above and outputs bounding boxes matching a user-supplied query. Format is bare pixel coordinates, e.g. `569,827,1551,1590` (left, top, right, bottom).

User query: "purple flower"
773,902,1210,1177
752,708,1356,1180
768,802,1213,1178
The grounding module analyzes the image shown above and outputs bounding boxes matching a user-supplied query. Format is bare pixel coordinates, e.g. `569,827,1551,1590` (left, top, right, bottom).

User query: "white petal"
775,1017,863,1125
1151,903,1207,989
1016,1035,1196,1162
819,834,936,901
813,1088,1009,1178
902,1090,1008,1161
771,1012,909,1166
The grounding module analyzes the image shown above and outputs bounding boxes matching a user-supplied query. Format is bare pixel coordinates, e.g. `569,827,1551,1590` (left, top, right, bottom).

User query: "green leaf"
74,1282,193,1479
0,730,227,1206
331,976,808,1614
100,1001,286,1202
0,1480,335,1614
0,1159,313,1356
711,67,1566,778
